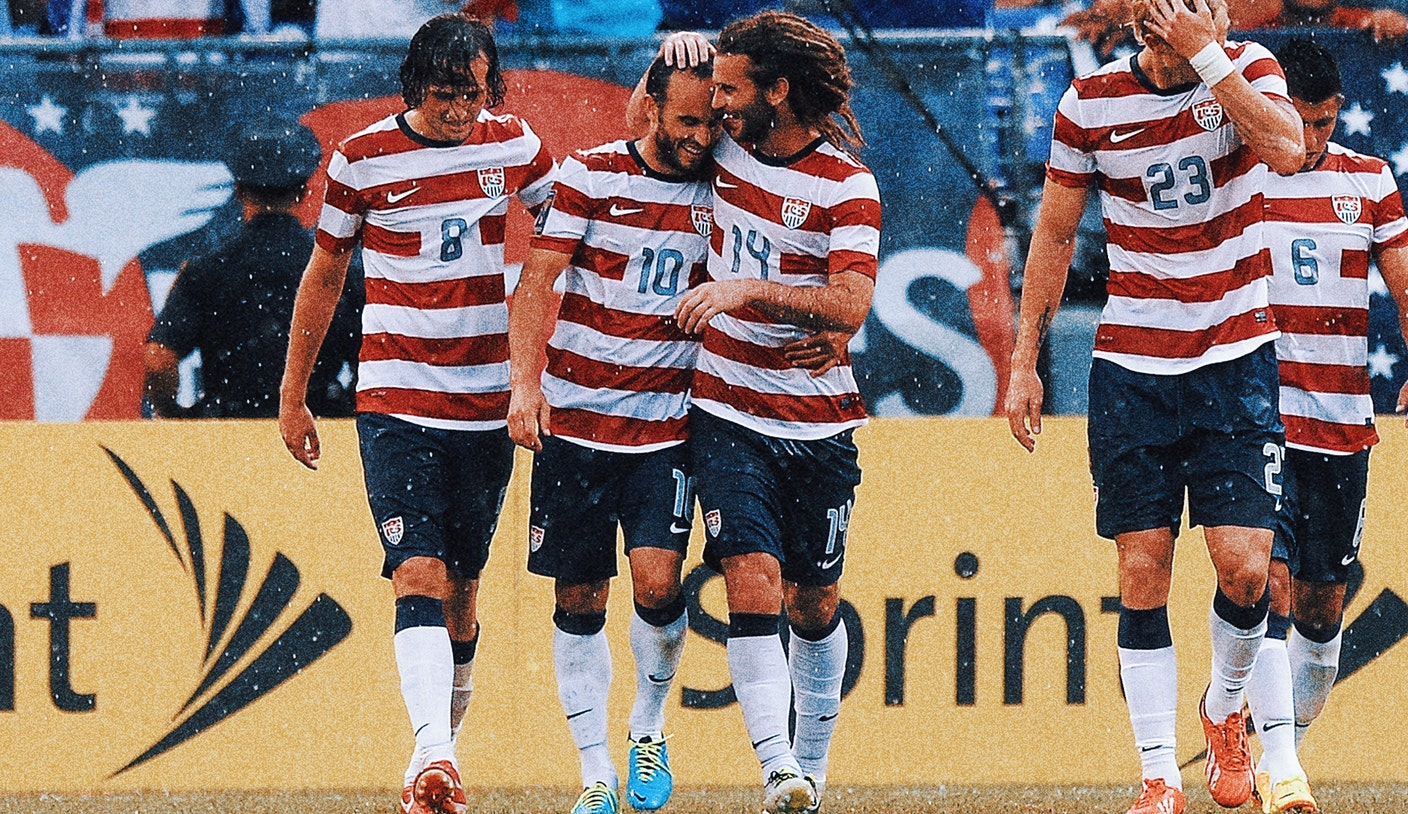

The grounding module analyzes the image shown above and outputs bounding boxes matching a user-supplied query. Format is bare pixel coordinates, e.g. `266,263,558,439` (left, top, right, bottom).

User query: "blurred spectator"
314,0,466,39
144,117,362,419
1262,0,1408,40
42,0,290,37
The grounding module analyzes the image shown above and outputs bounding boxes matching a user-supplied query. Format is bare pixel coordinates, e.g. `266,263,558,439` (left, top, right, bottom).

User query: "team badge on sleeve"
1193,99,1224,131
704,508,722,538
781,197,812,229
692,204,713,237
381,516,404,546
1333,195,1363,224
478,166,506,198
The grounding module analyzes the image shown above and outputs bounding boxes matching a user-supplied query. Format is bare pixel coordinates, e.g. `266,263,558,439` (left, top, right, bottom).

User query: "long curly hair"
399,13,507,110
717,10,865,151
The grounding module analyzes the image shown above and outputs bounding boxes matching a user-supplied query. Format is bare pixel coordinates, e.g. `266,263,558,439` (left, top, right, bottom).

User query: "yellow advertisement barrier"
1,418,1405,791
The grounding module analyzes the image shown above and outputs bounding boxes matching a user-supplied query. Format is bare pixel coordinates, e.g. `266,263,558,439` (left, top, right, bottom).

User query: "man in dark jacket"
144,116,362,418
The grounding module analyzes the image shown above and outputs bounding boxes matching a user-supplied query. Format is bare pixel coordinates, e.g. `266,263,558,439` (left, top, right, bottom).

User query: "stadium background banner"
2,418,1408,791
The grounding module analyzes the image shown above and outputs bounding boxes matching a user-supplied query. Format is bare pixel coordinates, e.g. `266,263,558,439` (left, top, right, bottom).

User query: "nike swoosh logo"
669,523,691,534
386,186,420,204
819,553,843,570
1262,720,1293,731
1342,553,1358,566
566,708,593,720
752,735,782,749
715,178,739,189
818,713,838,722
610,204,644,216
1110,128,1144,143
631,792,648,803
1140,745,1160,752
647,670,676,684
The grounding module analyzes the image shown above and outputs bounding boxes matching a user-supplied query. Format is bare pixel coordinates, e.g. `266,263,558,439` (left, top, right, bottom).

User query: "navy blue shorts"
1272,447,1368,583
526,435,692,584
691,409,862,587
357,413,515,580
1088,343,1284,540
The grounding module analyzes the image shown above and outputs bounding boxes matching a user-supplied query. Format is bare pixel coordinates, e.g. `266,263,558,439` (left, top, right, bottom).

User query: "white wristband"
1189,42,1236,87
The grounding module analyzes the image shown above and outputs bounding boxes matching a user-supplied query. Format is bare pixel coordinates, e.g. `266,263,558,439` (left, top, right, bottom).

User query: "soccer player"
504,57,717,814
1242,37,1408,814
642,12,881,814
1004,0,1304,811
277,14,556,814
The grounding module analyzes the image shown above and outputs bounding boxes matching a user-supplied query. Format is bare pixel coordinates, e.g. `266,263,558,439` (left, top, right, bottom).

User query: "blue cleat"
626,736,673,810
571,782,619,814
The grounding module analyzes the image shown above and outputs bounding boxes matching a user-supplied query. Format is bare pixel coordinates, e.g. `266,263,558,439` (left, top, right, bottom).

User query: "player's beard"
653,128,708,176
728,96,776,145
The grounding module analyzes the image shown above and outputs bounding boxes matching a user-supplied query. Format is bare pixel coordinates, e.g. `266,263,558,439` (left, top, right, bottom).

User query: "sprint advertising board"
2,418,1407,791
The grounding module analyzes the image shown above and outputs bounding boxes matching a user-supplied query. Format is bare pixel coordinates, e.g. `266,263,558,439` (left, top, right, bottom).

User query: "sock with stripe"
394,595,456,777
788,614,846,784
554,608,616,789
1118,605,1180,790
628,597,687,741
726,613,799,782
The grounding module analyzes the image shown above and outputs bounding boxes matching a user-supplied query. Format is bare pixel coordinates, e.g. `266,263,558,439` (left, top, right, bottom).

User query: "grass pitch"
2,785,1407,813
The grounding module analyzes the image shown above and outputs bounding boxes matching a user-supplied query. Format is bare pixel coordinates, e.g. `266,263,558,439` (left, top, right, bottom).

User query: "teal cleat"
627,736,673,810
571,782,619,814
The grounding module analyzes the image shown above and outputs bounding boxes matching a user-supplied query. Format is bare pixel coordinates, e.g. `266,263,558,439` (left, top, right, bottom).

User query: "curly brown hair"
400,13,507,110
717,10,864,151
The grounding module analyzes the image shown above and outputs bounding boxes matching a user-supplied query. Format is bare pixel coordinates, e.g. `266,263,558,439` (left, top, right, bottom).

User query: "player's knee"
631,576,680,610
785,584,840,631
555,580,609,615
1293,595,1344,636
391,556,450,598
1218,565,1270,607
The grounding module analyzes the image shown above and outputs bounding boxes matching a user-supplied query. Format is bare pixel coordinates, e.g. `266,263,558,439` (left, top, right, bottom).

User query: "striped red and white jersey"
317,109,556,430
694,134,881,440
1264,142,1408,454
1047,41,1289,374
529,140,711,453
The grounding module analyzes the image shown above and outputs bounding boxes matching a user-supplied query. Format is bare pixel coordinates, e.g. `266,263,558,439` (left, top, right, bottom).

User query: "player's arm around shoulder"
280,244,354,470
1006,180,1090,451
1145,0,1302,174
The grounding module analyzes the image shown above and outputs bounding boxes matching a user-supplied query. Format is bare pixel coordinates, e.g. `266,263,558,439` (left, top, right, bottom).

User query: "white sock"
394,625,456,767
628,608,687,741
789,622,846,783
403,745,429,788
1288,627,1341,748
1207,603,1267,721
1244,637,1302,782
727,634,799,781
554,627,617,789
449,660,475,742
1119,645,1181,789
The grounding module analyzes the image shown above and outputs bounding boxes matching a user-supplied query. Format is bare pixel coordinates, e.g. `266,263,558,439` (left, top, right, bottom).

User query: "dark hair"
717,10,864,150
644,56,713,107
1275,37,1342,104
399,14,506,109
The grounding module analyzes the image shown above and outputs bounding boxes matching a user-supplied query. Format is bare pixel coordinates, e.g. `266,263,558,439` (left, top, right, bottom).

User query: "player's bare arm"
278,244,353,470
507,247,572,451
1374,243,1408,419
1144,0,1302,174
674,270,873,336
627,32,714,135
1006,182,1088,451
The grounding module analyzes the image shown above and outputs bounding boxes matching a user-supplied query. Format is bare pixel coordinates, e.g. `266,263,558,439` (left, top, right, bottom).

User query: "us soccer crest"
781,196,812,229
478,166,506,198
1333,194,1363,224
704,509,722,537
691,204,712,237
529,525,545,552
1193,99,1224,131
381,516,404,546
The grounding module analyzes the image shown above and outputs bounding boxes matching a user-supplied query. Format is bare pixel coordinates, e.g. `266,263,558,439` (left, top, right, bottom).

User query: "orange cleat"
401,783,416,814
1125,778,1186,814
1200,692,1256,808
412,760,468,814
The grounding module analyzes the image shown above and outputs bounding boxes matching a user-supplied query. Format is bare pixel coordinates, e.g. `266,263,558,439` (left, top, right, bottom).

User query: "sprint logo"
104,448,352,776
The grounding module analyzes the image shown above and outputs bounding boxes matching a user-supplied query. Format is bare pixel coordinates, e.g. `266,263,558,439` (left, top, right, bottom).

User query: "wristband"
1188,41,1236,87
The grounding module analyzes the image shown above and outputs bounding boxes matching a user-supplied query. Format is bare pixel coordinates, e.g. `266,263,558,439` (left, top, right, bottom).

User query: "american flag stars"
23,95,158,138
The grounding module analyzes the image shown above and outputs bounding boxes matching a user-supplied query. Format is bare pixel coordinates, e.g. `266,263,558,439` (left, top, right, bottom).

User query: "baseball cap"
228,116,321,189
